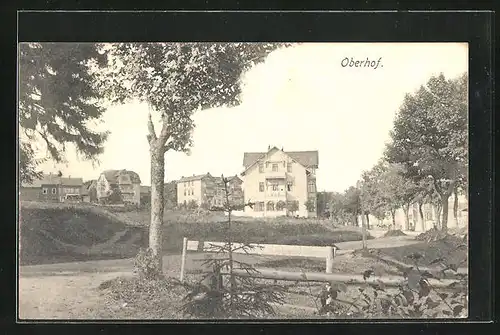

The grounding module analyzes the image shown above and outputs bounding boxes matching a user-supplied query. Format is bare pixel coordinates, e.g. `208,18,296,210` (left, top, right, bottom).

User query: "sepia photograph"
18,42,468,320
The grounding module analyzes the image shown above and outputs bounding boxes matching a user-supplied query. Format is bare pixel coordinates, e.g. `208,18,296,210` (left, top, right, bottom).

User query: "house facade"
81,180,98,203
241,146,319,218
20,173,83,202
177,173,215,208
96,170,141,205
211,175,244,208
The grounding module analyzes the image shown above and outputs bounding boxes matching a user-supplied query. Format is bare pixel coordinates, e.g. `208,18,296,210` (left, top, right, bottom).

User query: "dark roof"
101,170,141,184
83,180,97,189
243,147,319,169
178,173,212,183
213,175,243,184
21,174,83,188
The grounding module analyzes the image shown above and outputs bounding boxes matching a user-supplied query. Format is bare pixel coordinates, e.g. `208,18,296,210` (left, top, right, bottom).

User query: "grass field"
18,201,468,319
19,201,371,265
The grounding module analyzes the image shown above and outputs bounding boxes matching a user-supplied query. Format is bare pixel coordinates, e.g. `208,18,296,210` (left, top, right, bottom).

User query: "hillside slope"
19,202,147,265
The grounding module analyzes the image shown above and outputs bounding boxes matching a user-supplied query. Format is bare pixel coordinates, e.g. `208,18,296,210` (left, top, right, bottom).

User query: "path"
334,235,420,253
35,228,133,255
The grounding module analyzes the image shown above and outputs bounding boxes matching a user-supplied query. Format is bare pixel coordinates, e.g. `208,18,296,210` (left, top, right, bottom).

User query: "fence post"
179,237,188,282
325,246,335,273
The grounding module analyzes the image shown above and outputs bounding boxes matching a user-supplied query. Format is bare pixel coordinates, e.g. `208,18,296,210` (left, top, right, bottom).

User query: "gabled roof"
213,175,243,185
177,173,212,183
101,170,141,184
21,174,83,188
60,177,84,186
242,147,319,172
83,180,97,189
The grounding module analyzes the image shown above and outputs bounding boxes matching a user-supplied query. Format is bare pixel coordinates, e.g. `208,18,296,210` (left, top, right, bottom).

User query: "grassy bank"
19,201,369,265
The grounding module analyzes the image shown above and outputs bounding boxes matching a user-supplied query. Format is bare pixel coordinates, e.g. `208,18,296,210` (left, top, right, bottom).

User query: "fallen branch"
363,250,468,275
211,268,458,289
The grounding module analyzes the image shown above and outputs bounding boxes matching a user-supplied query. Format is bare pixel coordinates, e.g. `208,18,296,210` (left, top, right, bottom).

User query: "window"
52,188,56,194
287,163,292,173
184,190,186,196
42,188,48,194
254,202,265,212
272,163,278,172
259,182,264,192
271,183,279,191
267,201,275,211
259,163,264,173
308,180,316,193
287,182,293,192
192,189,194,196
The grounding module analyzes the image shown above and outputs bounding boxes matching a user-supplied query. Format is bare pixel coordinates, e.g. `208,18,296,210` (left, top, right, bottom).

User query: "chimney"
268,145,270,150
281,146,284,151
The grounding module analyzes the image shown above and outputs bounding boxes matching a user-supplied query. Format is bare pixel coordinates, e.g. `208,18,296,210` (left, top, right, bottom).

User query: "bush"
317,251,468,318
383,229,407,237
134,248,164,280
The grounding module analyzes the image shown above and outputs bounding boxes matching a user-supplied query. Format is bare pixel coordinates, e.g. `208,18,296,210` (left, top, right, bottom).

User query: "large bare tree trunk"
434,204,442,229
418,201,425,232
402,204,410,231
453,187,459,227
360,213,367,249
390,210,396,230
146,110,172,273
440,194,450,233
365,213,370,230
149,145,166,272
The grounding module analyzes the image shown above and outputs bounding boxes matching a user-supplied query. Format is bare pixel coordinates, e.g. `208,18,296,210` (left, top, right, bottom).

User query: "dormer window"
272,163,278,172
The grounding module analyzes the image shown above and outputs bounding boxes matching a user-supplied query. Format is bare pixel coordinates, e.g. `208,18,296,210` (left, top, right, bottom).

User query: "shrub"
134,248,164,280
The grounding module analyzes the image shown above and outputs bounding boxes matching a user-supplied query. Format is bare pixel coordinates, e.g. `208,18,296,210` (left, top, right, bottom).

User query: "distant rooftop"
243,146,319,169
21,174,84,188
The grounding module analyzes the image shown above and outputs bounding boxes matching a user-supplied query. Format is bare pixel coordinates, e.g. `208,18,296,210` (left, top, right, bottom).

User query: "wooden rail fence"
179,237,463,290
179,237,336,281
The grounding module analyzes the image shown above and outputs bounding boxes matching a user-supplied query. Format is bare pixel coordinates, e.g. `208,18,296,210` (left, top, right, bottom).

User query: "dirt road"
18,235,421,319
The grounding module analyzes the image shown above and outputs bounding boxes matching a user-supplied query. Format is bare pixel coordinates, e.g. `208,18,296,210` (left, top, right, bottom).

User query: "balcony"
264,171,289,180
265,190,288,200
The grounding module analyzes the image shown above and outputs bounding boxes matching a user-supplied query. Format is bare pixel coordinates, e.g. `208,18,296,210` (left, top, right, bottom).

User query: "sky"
36,43,468,192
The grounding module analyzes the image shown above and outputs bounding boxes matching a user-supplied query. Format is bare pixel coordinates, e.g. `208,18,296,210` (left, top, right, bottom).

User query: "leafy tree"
305,198,316,213
19,143,44,184
286,200,299,216
359,164,389,226
343,186,362,226
187,199,199,210
328,192,351,225
316,191,333,217
412,178,436,231
164,181,177,209
385,73,467,232
98,42,290,271
19,43,109,182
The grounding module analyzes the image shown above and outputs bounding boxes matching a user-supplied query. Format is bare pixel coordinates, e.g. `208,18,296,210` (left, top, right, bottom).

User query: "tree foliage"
385,73,467,231
95,42,291,272
19,43,110,180
96,43,290,153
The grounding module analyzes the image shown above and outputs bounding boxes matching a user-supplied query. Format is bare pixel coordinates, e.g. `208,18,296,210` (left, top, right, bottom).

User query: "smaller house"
96,170,142,205
176,173,214,208
20,173,84,202
211,175,244,208
81,180,98,203
140,185,151,206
